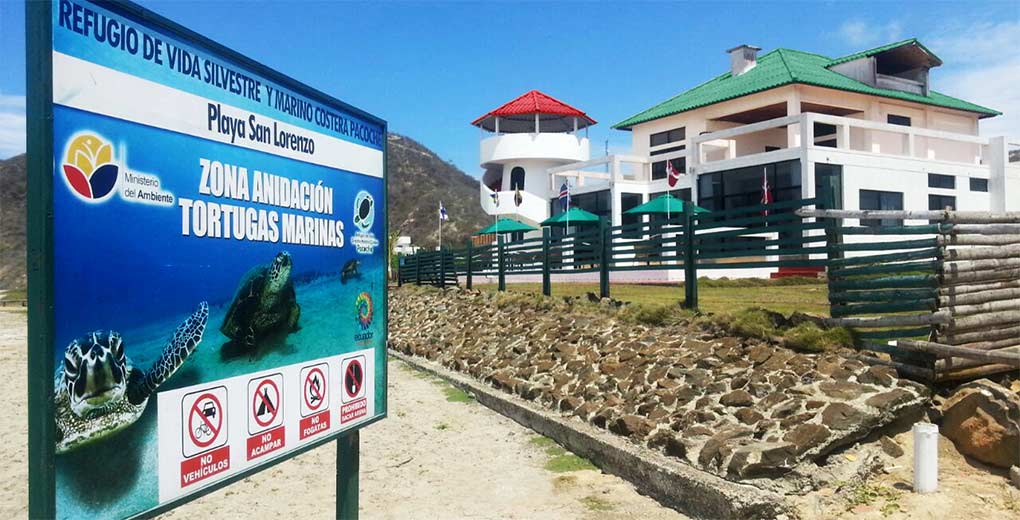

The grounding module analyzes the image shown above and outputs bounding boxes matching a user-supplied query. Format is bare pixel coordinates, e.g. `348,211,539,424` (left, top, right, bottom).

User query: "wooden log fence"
804,207,1020,383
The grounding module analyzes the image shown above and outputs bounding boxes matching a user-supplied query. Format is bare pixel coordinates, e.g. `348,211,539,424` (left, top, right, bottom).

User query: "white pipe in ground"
913,422,939,493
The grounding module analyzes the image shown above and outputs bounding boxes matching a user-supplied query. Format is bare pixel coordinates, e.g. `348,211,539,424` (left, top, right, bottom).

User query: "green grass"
479,281,829,316
442,385,475,403
580,495,616,512
0,289,26,301
530,435,598,473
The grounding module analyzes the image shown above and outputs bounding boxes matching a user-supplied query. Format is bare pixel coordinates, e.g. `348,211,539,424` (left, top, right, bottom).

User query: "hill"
0,154,26,290
387,134,489,248
0,135,486,289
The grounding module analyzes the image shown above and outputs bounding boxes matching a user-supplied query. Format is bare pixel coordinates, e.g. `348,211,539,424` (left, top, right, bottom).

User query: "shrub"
723,308,782,340
618,303,673,326
782,322,854,353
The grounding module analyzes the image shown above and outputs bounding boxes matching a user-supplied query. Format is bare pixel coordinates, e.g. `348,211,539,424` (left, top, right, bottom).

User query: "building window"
650,127,686,147
649,145,685,156
927,173,955,189
970,178,989,192
928,194,956,211
697,160,801,218
510,167,525,191
652,157,686,180
887,114,912,126
621,193,644,226
859,189,903,227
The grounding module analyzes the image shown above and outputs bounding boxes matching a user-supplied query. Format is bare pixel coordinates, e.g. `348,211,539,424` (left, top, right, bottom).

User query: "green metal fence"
398,196,828,309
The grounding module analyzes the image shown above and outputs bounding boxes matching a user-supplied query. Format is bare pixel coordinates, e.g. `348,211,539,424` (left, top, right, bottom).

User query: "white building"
474,90,595,232
392,236,419,255
476,39,1020,278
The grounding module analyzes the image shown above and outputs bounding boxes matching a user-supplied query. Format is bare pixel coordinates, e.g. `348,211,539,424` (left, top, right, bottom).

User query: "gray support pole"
439,247,447,289
337,431,360,520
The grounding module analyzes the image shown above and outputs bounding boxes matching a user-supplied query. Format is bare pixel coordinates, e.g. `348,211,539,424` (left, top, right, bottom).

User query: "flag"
514,189,523,208
439,201,449,221
490,190,499,207
666,159,682,188
558,182,570,211
760,168,772,216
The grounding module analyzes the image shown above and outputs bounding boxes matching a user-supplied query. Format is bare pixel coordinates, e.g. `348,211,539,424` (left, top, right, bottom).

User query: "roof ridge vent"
727,44,762,76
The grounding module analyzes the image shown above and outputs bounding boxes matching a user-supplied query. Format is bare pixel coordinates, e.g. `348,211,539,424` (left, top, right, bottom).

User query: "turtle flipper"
127,302,209,405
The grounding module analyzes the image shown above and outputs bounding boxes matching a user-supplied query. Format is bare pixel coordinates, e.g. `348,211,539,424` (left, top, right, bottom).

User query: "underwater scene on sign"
52,105,386,519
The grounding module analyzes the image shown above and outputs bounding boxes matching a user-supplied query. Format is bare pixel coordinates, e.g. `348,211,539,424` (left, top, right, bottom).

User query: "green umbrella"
540,207,600,227
624,193,709,216
474,218,538,235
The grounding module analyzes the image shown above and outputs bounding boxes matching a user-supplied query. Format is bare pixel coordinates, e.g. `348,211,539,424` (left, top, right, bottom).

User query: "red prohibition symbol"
304,367,326,411
188,393,223,448
344,359,364,399
252,379,280,428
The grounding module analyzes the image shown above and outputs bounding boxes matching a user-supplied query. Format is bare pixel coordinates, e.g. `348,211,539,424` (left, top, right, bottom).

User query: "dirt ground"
0,310,684,519
796,427,1020,519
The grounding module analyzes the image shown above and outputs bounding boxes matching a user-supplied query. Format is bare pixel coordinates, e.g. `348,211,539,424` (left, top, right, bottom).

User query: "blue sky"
1,1,1018,174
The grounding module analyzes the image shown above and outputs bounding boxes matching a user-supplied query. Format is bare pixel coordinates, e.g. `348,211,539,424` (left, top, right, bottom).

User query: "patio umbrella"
624,193,709,216
474,218,538,236
540,207,600,227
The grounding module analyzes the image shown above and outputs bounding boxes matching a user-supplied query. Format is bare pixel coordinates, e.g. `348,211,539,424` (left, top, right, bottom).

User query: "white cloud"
926,21,1020,138
0,94,25,159
839,20,903,47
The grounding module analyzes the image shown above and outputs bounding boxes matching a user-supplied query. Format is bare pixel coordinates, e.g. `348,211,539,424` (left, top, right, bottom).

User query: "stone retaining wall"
390,287,929,484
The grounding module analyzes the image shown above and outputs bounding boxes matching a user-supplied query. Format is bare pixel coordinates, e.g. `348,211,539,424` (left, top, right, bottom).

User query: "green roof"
613,40,999,129
826,38,941,67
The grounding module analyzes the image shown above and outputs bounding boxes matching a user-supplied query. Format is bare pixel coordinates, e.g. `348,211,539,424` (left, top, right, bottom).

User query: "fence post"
599,216,610,299
397,256,403,287
497,235,506,292
414,253,422,286
682,203,698,309
542,227,551,296
465,240,473,290
439,247,447,289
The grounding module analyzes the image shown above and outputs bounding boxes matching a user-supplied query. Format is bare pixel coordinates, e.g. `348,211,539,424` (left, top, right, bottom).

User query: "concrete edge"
390,350,796,520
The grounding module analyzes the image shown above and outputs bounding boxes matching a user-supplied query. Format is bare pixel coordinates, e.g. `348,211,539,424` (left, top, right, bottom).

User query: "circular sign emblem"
353,191,375,231
344,359,364,399
251,379,281,428
355,292,373,330
303,367,327,411
189,393,224,449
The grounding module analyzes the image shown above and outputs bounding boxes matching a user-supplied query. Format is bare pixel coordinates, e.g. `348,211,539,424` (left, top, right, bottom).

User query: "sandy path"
0,311,682,519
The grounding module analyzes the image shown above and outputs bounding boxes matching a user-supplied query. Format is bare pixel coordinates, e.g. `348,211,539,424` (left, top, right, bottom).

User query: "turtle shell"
220,265,269,341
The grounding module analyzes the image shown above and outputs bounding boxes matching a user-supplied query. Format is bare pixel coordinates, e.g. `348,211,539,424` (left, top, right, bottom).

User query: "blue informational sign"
31,1,387,517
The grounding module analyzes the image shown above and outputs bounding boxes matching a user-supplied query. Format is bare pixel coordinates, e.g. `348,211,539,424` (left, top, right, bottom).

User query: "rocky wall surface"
389,287,930,482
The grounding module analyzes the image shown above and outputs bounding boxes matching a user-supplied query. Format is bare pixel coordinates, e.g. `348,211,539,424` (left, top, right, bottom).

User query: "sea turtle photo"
341,259,361,284
55,301,209,454
221,251,301,349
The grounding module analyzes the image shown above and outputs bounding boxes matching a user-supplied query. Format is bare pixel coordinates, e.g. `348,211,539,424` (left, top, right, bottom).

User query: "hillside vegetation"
0,133,487,290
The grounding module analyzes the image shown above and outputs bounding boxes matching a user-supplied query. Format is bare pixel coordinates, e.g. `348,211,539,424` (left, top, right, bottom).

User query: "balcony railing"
548,113,1016,190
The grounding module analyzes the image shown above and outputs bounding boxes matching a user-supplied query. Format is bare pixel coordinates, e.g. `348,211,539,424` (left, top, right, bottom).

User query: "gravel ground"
0,310,683,519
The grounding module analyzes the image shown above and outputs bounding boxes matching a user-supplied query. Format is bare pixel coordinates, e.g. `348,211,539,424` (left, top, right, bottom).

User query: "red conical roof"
472,90,596,133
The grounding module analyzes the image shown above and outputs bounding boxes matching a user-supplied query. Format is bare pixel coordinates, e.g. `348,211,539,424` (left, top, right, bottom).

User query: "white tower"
474,90,595,228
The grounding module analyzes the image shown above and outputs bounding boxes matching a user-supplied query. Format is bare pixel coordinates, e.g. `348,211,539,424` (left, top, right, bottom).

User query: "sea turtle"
55,301,209,454
341,259,361,284
221,251,301,349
